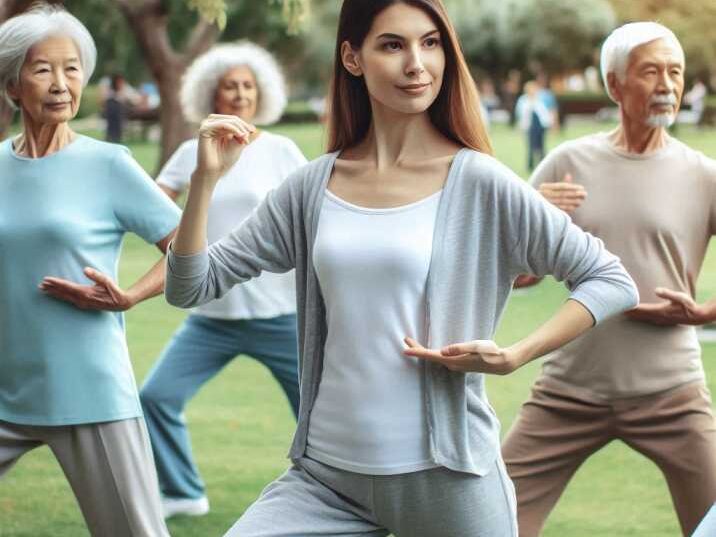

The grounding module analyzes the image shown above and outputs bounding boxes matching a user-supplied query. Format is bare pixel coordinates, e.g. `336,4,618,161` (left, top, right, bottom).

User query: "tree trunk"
113,0,218,172
156,59,193,168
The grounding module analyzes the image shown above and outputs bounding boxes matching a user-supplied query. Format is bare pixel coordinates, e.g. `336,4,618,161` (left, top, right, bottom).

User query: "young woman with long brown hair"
165,1,638,535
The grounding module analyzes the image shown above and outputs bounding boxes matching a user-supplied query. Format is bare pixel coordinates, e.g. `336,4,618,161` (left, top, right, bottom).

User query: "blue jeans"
140,314,300,500
527,124,546,171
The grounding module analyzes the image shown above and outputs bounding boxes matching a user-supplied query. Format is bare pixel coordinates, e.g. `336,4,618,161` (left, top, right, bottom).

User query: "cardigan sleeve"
165,171,299,309
505,173,639,323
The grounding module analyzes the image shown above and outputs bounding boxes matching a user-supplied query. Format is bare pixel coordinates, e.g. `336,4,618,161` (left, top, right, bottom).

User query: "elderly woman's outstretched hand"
196,114,256,186
403,337,521,375
39,267,136,312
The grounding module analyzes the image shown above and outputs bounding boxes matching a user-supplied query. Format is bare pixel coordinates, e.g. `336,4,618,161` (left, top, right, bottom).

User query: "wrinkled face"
214,66,259,121
611,38,685,129
8,35,84,126
342,2,446,116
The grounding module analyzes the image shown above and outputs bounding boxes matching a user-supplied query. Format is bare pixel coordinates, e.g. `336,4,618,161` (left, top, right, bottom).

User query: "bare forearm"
507,299,594,368
125,256,167,305
706,297,716,323
171,172,216,255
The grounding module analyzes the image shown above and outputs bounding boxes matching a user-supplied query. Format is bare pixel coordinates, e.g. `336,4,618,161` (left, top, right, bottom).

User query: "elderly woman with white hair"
139,41,306,519
0,5,178,536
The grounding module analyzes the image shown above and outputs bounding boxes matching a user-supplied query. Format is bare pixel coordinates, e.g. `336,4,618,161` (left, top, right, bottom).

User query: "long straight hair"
326,0,493,155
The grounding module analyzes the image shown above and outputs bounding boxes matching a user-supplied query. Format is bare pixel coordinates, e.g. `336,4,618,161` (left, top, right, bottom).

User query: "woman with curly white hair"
0,5,178,536
139,41,306,519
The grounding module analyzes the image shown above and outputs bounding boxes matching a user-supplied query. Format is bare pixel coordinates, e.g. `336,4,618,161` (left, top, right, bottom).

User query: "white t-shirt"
306,189,442,475
157,132,307,319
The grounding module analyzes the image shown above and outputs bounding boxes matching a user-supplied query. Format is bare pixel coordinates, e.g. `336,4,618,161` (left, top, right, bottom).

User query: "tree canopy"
609,0,716,81
450,0,616,77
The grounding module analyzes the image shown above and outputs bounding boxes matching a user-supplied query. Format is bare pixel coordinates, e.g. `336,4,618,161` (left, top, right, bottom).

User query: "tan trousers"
502,380,716,537
0,417,169,537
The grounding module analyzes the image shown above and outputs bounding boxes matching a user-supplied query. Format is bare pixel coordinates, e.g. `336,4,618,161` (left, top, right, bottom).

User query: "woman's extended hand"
195,114,256,185
39,267,135,312
403,337,521,375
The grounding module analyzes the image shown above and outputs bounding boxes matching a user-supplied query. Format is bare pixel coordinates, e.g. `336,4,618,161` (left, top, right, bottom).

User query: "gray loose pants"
226,456,518,537
0,417,169,537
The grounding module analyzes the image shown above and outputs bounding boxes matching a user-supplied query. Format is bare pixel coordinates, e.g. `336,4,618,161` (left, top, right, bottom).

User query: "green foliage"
75,84,101,119
63,0,139,82
609,0,716,81
188,0,228,30
274,0,310,35
293,0,340,92
449,0,615,76
556,90,612,103
509,0,616,75
188,0,311,35
448,0,506,74
63,0,208,84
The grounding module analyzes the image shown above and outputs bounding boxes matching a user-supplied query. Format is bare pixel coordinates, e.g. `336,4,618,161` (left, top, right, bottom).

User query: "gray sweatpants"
226,455,518,537
0,417,169,537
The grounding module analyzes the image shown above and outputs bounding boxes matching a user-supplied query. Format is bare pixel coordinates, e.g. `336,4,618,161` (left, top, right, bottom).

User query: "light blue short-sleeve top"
0,135,181,426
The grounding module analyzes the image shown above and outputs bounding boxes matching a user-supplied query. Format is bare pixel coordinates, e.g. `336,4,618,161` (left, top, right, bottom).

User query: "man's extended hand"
538,173,587,214
625,287,715,326
39,267,136,312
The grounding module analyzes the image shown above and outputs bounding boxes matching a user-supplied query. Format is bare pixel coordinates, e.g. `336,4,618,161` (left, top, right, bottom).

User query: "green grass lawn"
2,120,715,536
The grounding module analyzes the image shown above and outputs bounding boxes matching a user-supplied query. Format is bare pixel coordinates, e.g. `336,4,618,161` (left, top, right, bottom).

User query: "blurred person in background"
139,41,306,519
683,77,707,125
516,80,554,170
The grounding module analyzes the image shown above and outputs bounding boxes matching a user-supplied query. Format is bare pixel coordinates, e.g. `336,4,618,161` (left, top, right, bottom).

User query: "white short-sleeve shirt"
158,131,307,319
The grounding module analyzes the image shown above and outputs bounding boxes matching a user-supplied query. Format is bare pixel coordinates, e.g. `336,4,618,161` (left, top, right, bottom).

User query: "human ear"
6,79,19,101
341,41,363,77
607,72,622,103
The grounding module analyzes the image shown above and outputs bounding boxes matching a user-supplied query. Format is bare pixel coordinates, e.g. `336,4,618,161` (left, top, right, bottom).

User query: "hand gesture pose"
172,115,256,256
404,337,520,375
196,114,256,185
626,287,716,326
538,173,587,214
39,267,136,311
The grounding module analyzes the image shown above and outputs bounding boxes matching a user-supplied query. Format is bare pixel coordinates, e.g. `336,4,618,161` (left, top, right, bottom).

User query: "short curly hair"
180,41,287,125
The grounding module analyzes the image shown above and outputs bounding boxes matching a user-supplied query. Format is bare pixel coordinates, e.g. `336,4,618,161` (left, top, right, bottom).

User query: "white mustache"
649,94,677,106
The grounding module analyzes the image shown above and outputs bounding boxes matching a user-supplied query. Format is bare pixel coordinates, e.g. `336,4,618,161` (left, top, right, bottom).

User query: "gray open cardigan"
166,148,638,476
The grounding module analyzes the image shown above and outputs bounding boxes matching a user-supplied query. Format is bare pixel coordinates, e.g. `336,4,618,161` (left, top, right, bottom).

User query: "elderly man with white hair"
139,41,307,519
503,22,716,537
0,5,178,536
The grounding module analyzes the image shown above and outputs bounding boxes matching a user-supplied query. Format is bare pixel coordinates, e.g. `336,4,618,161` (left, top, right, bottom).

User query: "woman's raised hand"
195,114,256,186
